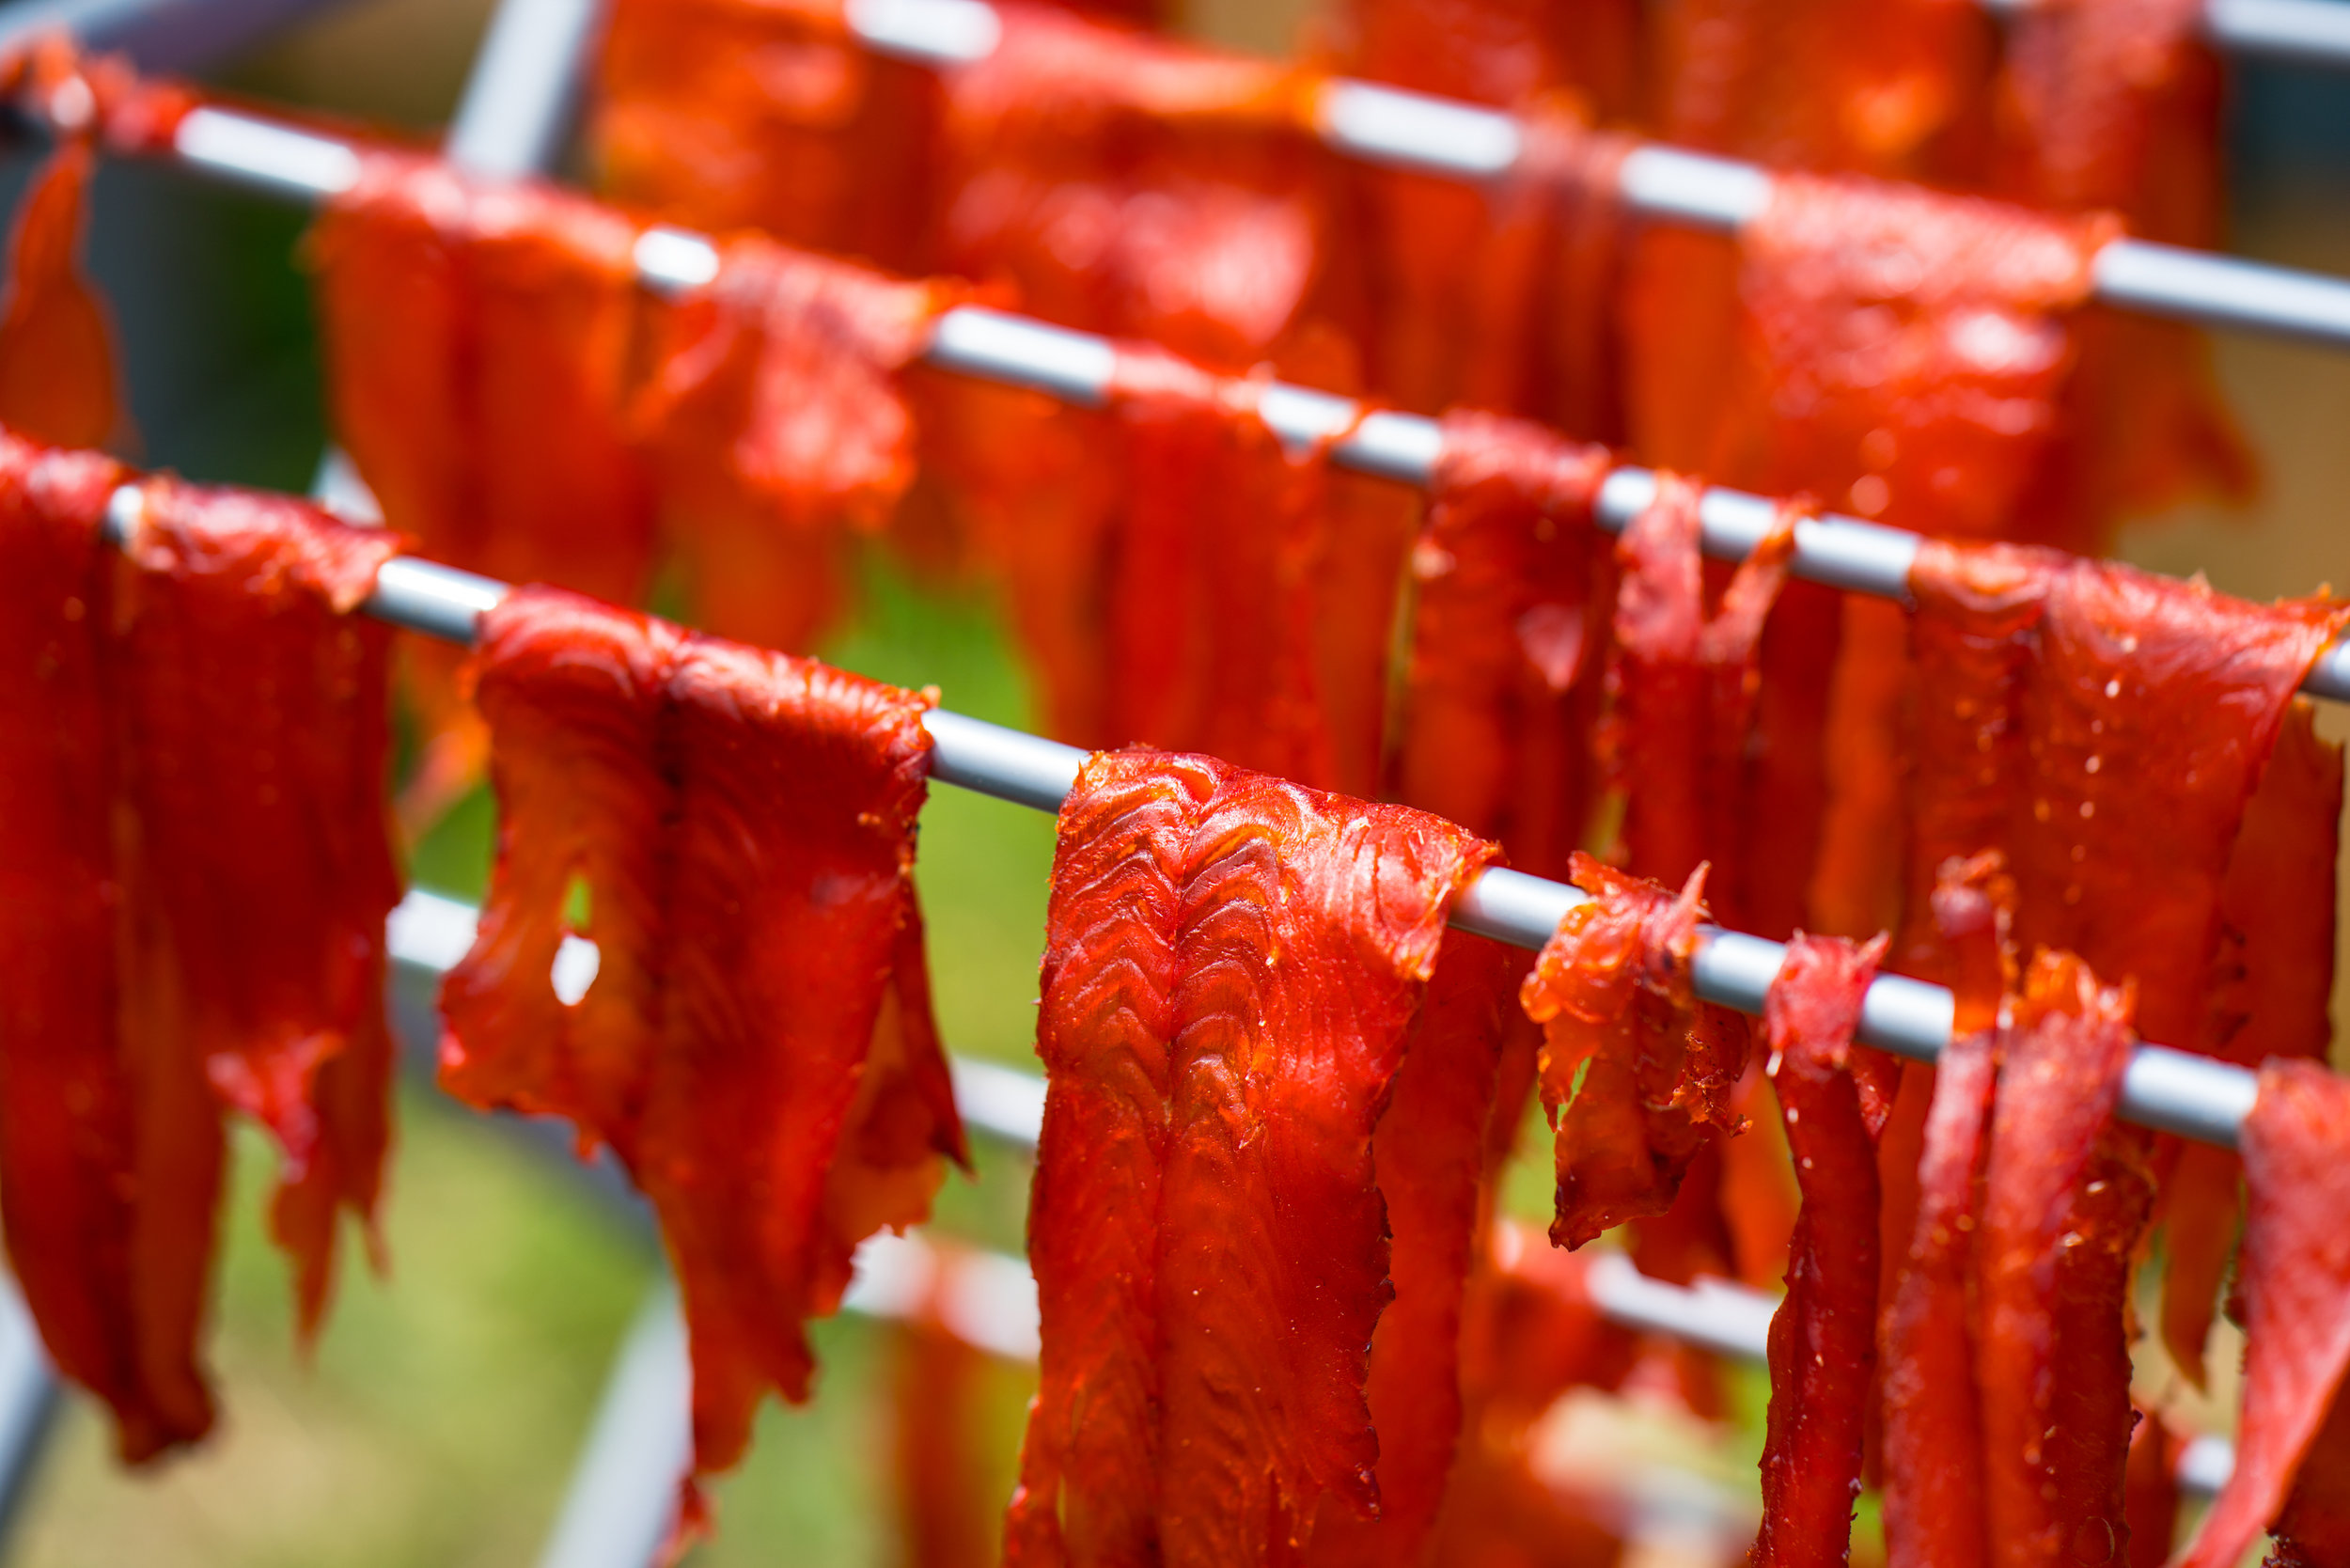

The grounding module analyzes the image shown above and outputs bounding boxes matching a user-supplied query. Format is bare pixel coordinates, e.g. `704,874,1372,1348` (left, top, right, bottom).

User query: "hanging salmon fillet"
1390,411,1610,881
1104,346,1386,790
1305,931,1522,1567
1900,545,2343,1417
1879,851,2009,1566
310,151,653,606
1879,852,2155,1568
1340,0,1642,431
1519,854,1751,1249
887,1245,1005,1568
631,236,960,654
2174,1058,2350,1568
0,433,183,1459
2123,1410,2182,1568
2163,702,2347,1384
1648,0,1989,177
1993,0,2219,240
908,370,1122,737
1899,541,2348,1050
0,140,120,452
0,432,404,1460
1749,932,1887,1565
591,0,1167,264
934,5,1357,382
438,585,965,1534
308,149,654,823
1605,472,1796,932
1350,100,1634,431
592,0,941,269
1420,1220,1636,1566
923,338,1408,795
1974,951,2150,1568
1338,0,1640,120
1007,748,1497,1567
1988,0,2252,533
1627,176,2116,551
118,477,406,1341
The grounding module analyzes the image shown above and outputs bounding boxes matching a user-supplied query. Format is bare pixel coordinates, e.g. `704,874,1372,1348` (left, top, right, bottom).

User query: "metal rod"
0,1276,61,1554
125,103,2350,707
826,0,2350,348
533,1286,690,1568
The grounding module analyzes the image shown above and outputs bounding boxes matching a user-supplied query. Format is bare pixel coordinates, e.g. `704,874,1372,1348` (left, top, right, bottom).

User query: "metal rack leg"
534,1288,693,1568
0,1278,60,1558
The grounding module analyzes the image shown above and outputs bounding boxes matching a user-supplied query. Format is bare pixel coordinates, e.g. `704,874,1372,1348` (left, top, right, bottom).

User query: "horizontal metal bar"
2206,0,2350,65
2096,238,2350,343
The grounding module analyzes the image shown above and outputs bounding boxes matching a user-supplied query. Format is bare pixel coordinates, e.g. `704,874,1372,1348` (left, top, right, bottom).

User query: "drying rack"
0,0,2342,1558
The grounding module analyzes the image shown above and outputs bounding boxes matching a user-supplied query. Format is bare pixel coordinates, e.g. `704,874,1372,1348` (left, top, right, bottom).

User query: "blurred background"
0,0,2343,1560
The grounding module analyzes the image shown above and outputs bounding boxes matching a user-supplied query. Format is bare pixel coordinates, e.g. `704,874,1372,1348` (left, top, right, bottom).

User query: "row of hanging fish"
0,0,2339,1563
2,424,2346,1565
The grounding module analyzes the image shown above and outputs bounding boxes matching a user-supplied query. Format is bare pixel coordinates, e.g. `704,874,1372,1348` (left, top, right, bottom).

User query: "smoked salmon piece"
2123,1410,2182,1568
1879,851,2010,1567
438,586,964,1529
1306,931,1521,1567
1975,951,2147,1568
0,142,120,452
936,5,1355,380
924,340,1409,796
593,0,941,269
631,236,959,653
1880,853,2155,1568
1993,0,2218,239
1627,176,2114,550
1007,749,1497,1568
437,589,681,1150
1519,854,1750,1249
0,432,404,1459
888,1246,1003,1568
1349,102,1634,431
1339,0,1639,119
2176,1059,2350,1568
1750,932,1887,1565
1894,545,2342,1529
591,0,1163,265
1984,0,2255,538
310,151,653,608
1390,411,1610,881
1104,346,1397,791
1649,0,1988,176
1605,472,1795,931
1420,1222,1635,1567
2162,703,2347,1384
118,478,406,1342
309,150,653,823
1901,541,2348,1050
0,434,180,1458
